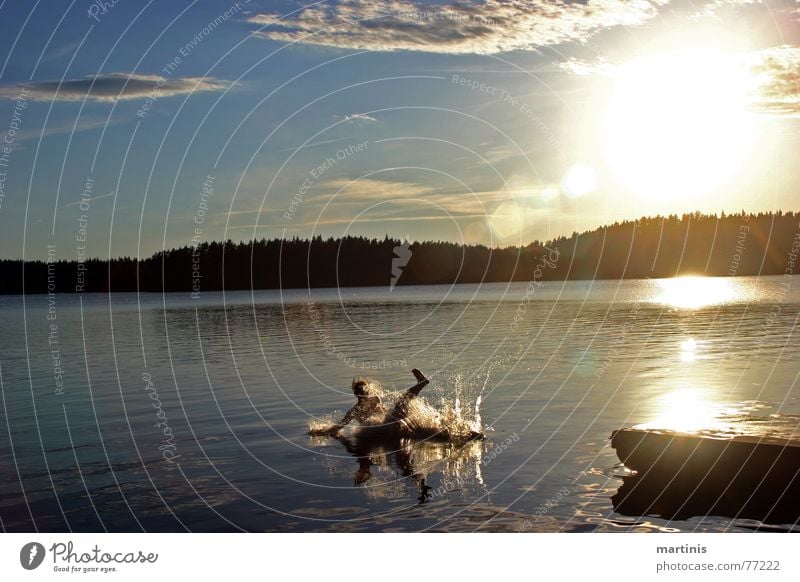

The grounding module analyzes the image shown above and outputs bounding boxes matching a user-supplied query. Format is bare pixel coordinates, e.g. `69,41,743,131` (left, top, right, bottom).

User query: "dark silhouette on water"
315,369,483,441
3,210,799,294
326,377,387,435
326,369,431,438
611,429,800,525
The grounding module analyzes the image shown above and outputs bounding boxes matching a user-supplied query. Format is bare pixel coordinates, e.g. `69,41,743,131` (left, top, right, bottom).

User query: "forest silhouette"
2,210,798,295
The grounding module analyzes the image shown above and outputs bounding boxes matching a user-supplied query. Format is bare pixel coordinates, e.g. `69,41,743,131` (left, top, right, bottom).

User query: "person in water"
328,369,430,437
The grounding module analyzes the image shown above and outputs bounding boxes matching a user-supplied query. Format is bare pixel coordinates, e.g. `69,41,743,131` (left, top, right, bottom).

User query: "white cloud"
559,57,616,76
343,112,377,122
249,0,668,55
746,45,800,115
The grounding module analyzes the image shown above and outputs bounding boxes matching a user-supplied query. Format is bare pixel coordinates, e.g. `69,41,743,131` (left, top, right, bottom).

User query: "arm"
327,406,356,435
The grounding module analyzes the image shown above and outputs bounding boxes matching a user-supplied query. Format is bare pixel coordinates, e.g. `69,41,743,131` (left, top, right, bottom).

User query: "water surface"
1,276,798,532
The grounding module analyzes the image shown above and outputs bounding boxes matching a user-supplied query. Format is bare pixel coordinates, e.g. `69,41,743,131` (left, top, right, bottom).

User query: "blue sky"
0,0,799,259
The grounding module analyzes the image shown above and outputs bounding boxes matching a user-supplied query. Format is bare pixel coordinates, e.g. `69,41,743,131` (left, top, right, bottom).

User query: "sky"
0,0,798,260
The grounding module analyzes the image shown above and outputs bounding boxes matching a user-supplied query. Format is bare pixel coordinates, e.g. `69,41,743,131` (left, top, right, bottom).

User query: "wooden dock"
610,428,800,524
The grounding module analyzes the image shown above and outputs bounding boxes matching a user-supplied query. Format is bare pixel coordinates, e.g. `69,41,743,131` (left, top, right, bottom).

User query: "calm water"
0,276,798,532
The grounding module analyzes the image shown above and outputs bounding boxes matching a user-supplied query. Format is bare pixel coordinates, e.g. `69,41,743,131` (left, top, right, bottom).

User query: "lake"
0,276,798,532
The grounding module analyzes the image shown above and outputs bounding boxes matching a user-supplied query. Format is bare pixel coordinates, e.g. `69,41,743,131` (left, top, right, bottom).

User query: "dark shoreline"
3,210,798,295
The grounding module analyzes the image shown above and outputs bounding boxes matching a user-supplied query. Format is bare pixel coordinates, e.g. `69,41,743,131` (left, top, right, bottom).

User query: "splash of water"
308,372,487,440
308,414,340,435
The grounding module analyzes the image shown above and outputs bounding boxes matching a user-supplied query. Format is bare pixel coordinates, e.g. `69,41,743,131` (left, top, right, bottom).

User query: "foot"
412,368,427,383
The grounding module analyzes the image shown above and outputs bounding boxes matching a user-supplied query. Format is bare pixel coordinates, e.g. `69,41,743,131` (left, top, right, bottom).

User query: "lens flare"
561,164,597,199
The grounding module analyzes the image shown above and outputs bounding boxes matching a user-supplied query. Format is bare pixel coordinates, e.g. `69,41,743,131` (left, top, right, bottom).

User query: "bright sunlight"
604,49,757,200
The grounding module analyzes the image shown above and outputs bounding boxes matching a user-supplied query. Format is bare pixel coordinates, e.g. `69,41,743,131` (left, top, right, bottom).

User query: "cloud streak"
61,190,115,209
0,73,227,103
249,0,668,55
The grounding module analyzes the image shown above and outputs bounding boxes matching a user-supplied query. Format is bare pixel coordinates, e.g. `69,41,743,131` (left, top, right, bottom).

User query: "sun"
603,48,757,200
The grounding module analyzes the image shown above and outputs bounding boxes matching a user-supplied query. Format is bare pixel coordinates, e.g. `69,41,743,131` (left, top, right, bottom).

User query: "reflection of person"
394,445,432,503
328,370,429,436
332,432,431,501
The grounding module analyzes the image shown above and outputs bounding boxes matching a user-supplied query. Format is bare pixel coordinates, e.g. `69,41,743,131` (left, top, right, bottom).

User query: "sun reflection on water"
654,276,739,308
636,388,799,439
679,337,697,363
638,388,730,434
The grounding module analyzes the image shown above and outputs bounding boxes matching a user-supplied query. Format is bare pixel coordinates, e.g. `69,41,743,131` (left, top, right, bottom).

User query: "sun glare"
655,276,739,309
604,49,757,200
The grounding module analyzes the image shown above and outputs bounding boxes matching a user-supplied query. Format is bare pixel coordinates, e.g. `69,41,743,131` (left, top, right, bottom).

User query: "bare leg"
406,369,429,397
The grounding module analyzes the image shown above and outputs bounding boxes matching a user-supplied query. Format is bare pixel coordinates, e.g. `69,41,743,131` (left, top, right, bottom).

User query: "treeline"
2,210,798,294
